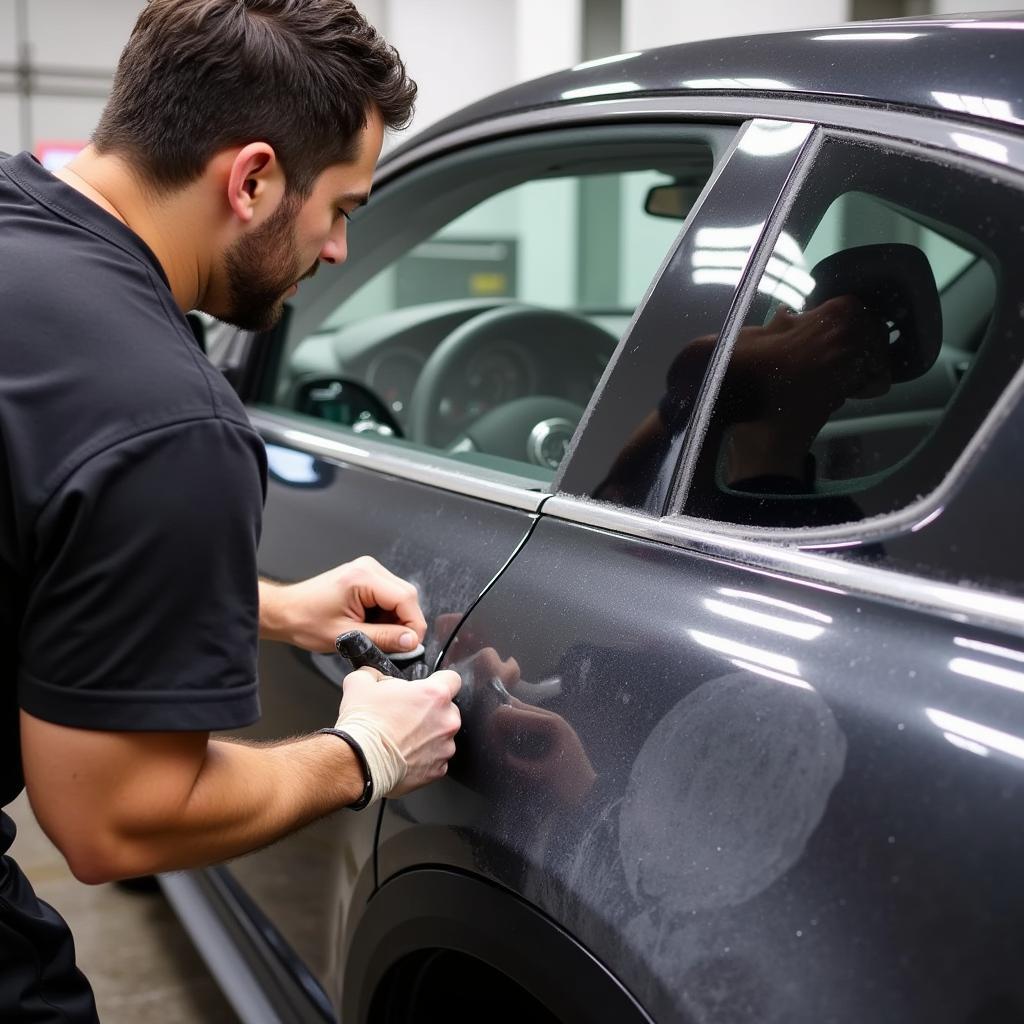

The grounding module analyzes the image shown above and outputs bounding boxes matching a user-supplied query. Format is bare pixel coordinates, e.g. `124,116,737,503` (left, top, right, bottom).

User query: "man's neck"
54,146,209,313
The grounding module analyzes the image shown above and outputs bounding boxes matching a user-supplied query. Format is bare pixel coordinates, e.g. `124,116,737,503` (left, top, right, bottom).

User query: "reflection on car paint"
265,443,334,488
735,120,811,157
559,119,814,514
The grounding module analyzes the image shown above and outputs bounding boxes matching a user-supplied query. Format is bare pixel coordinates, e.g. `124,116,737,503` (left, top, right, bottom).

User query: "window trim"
663,126,826,515
249,408,550,512
378,96,1024,189
553,118,816,513
541,492,1024,638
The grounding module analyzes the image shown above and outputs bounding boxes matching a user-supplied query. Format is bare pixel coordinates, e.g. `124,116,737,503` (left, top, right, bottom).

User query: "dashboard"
286,299,620,445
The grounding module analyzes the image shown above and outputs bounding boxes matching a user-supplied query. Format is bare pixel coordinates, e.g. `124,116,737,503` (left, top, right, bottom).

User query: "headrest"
806,243,943,382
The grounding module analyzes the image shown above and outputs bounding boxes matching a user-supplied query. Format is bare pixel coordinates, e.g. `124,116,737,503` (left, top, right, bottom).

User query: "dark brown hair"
93,0,416,195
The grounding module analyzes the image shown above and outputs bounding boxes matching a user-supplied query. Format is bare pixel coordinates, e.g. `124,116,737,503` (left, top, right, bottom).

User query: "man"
0,2,461,1019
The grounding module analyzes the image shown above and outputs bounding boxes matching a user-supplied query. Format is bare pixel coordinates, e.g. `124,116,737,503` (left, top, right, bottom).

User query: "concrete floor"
6,792,240,1023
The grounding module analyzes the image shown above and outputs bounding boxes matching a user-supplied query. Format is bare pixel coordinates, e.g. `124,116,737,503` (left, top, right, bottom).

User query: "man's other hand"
259,556,427,654
335,665,462,797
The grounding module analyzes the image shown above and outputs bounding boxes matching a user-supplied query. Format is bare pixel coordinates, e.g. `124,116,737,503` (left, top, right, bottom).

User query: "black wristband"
316,727,374,811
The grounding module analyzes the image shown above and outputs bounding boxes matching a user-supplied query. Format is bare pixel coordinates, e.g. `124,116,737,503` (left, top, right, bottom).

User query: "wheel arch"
341,868,652,1024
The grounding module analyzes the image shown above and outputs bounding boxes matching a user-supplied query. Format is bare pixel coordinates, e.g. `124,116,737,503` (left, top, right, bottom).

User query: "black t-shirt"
0,152,266,1019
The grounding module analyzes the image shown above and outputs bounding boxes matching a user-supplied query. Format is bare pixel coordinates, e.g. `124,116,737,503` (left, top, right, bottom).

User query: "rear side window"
677,133,1014,530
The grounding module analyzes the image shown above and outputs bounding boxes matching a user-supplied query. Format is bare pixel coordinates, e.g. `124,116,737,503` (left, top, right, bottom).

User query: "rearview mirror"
644,181,704,220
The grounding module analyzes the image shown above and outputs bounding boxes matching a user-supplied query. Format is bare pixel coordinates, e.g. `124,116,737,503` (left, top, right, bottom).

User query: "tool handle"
336,630,404,678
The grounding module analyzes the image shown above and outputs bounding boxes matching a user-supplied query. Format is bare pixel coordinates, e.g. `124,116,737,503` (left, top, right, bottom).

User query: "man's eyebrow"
338,191,370,208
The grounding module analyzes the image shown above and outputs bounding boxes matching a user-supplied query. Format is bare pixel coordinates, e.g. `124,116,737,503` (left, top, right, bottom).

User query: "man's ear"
226,142,286,224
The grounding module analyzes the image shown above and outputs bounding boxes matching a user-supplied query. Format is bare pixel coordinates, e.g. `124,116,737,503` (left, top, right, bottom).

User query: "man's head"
214,111,384,330
92,0,415,328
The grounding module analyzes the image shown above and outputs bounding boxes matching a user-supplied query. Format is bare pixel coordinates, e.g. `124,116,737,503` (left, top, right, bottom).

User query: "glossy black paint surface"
381,516,1024,1022
403,16,1024,154
223,442,536,990
557,119,812,513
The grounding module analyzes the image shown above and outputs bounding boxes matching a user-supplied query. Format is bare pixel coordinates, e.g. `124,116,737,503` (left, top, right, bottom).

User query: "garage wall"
0,0,144,155
931,0,1010,12
623,0,850,49
384,0,584,309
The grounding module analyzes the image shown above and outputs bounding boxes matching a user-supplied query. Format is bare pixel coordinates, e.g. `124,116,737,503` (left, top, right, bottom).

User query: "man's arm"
21,668,460,885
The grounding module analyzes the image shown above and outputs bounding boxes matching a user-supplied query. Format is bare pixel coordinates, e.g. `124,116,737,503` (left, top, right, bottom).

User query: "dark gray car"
166,14,1024,1023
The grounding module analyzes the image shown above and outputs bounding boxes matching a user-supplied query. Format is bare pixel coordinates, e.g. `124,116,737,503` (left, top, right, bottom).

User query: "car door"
370,115,1024,1024
198,114,740,1008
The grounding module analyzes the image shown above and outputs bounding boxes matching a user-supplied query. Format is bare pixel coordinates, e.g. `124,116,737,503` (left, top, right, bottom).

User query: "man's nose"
320,224,348,265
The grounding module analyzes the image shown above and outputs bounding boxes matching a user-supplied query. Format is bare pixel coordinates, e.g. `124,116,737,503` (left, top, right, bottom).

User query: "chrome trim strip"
542,494,1024,635
381,95,1024,184
250,409,550,513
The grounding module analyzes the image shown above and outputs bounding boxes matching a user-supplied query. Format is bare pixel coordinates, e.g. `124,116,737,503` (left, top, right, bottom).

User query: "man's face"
220,110,385,331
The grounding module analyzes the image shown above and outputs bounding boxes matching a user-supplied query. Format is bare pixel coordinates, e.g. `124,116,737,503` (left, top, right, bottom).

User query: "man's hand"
334,666,462,798
486,698,596,808
716,296,892,485
726,296,892,422
259,556,426,654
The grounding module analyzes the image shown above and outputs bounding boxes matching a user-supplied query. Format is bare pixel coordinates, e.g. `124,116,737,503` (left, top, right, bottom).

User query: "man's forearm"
257,577,290,643
120,734,365,877
22,667,459,885
21,712,365,884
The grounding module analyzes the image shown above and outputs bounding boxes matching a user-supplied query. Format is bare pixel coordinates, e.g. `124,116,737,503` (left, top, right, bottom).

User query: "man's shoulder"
0,156,169,322
0,154,258,508
0,211,162,318
0,199,226,416
0,262,255,518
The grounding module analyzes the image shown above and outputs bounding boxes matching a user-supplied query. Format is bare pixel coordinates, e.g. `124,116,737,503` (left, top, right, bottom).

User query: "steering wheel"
409,305,616,468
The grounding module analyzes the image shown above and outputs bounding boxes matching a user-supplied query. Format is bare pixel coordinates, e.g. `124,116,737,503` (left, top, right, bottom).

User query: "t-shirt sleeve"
18,418,267,732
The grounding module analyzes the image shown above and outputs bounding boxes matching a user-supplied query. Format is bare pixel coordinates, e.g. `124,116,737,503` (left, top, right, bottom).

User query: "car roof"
395,14,1024,155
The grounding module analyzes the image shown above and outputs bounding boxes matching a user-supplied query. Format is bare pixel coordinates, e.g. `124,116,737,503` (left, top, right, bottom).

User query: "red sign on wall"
34,140,87,172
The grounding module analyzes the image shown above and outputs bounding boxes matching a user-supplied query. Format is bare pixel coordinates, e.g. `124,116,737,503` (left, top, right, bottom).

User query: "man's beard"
222,194,317,332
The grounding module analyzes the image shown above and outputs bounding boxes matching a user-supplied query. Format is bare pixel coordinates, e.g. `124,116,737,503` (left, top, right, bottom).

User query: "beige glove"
334,666,462,806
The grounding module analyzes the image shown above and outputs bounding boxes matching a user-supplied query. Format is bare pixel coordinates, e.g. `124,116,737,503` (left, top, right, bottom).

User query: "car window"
259,132,717,485
677,132,1016,531
325,172,682,328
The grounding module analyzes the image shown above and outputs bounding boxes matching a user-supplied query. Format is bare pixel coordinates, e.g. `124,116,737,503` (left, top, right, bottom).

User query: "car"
162,14,1024,1023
